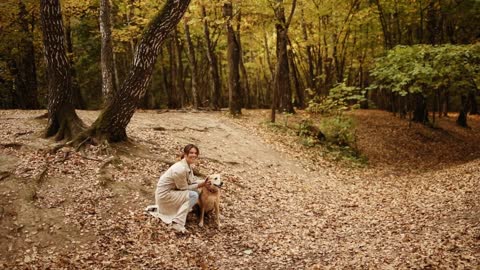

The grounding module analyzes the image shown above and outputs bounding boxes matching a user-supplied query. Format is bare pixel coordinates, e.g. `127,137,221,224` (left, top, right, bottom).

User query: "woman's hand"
199,177,211,188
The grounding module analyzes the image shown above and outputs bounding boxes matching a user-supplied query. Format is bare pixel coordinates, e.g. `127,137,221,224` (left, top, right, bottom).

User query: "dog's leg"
215,200,221,228
199,206,205,227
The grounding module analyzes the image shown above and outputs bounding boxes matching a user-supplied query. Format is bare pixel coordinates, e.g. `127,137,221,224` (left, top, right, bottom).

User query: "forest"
0,0,479,269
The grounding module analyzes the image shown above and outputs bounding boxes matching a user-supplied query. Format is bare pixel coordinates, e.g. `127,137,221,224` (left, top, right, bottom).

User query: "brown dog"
198,174,223,227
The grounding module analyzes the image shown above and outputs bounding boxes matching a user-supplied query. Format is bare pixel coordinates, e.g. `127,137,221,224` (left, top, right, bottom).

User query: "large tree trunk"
80,0,191,143
201,6,222,110
100,0,116,102
224,2,242,116
274,0,295,114
40,0,85,140
184,19,199,110
13,1,39,109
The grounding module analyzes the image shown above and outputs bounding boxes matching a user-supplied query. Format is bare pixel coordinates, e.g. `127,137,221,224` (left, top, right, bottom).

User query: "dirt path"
131,111,480,269
0,110,478,269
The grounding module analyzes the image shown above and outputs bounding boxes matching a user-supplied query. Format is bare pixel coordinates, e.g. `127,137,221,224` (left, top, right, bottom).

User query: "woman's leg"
188,190,199,209
172,191,200,231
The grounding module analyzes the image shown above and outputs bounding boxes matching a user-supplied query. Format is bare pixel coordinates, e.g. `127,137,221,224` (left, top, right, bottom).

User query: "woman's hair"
180,144,200,159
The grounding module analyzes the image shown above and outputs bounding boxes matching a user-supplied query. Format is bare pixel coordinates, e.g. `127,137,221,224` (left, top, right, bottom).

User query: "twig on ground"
14,131,34,137
0,171,11,181
0,143,23,149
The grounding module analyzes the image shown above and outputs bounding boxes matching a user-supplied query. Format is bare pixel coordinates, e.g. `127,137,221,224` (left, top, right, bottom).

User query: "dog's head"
209,174,223,188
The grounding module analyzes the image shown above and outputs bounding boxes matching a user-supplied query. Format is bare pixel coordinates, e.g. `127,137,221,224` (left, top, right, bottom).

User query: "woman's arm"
172,169,207,190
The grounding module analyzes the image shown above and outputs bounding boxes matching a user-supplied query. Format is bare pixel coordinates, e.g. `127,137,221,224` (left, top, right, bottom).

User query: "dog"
198,174,223,227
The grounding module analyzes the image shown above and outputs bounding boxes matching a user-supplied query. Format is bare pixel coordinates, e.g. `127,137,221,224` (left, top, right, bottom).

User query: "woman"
155,144,210,233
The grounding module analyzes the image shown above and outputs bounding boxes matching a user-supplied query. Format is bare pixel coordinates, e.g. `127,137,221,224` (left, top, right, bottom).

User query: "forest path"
127,111,479,269
0,110,478,269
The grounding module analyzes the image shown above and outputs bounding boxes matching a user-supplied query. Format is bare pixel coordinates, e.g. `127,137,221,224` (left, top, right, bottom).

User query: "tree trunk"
274,0,295,114
457,95,469,127
167,38,180,108
373,0,392,49
202,6,221,110
412,94,429,124
288,46,304,109
443,90,449,117
40,0,85,140
224,2,242,116
65,16,85,109
468,90,478,115
236,11,251,109
184,19,199,110
13,1,39,109
302,8,315,96
100,0,116,102
174,29,187,107
80,0,191,143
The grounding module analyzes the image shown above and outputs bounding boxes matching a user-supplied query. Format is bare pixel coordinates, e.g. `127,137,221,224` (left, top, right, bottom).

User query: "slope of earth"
0,109,478,269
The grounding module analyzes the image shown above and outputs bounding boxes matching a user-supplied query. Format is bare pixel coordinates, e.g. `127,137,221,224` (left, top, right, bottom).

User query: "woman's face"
185,147,198,165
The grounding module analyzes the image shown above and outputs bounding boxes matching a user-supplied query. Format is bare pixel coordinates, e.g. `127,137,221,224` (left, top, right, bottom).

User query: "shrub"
306,82,366,115
319,116,355,147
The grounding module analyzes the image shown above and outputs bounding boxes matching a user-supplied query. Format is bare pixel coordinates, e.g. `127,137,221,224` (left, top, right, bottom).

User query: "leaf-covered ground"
0,109,478,269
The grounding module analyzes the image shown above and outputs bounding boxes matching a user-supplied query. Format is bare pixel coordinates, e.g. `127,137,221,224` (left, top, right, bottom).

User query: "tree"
271,0,296,123
40,0,86,140
99,0,116,101
201,4,222,110
13,1,39,109
224,1,242,115
78,0,191,143
184,16,200,109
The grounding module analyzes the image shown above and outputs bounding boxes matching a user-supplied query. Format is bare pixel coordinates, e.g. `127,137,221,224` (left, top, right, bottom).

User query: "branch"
286,0,297,29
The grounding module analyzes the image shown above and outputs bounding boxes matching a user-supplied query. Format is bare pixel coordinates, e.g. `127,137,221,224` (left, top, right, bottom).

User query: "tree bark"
273,0,295,114
40,0,85,140
202,6,221,110
224,2,242,116
100,0,116,102
80,0,191,143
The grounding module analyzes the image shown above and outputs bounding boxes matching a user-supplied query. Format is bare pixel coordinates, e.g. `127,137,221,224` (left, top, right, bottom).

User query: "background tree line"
0,0,479,126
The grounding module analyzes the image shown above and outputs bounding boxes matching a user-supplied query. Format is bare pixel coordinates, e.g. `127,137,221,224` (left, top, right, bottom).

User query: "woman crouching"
155,144,210,233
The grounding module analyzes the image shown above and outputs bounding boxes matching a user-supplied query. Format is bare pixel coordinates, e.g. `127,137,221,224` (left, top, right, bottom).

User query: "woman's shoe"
171,223,188,234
